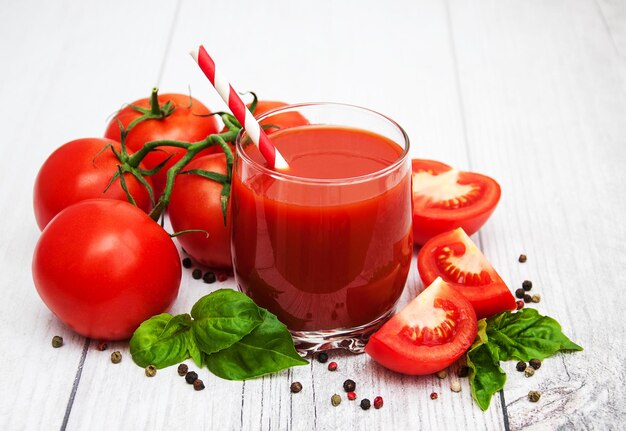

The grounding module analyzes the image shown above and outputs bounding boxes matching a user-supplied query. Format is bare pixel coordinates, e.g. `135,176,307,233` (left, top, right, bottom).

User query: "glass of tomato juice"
231,103,412,353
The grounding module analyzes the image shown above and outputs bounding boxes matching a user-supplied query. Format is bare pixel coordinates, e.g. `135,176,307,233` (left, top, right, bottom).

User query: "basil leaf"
467,320,507,411
485,308,583,361
204,308,308,380
129,313,193,368
191,289,264,355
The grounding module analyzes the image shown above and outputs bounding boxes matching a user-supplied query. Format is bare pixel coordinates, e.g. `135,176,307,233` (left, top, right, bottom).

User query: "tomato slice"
365,277,477,375
417,228,516,319
411,159,501,245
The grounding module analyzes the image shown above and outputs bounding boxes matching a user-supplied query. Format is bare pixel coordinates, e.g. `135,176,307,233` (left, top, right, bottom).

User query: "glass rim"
235,102,410,186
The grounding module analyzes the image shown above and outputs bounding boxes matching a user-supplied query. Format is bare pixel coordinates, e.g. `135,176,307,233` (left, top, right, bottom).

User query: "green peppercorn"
436,370,448,379
331,394,341,407
145,365,157,377
360,398,371,410
528,390,541,402
51,335,63,348
522,280,532,291
519,254,527,263
529,358,541,370
531,294,541,303
290,382,303,393
343,379,356,392
177,363,188,376
524,367,535,377
111,351,122,364
516,361,526,372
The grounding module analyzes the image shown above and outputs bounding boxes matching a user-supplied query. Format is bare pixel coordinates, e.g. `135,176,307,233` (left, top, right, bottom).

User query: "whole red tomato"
168,153,232,268
32,199,181,340
104,93,219,198
33,138,153,231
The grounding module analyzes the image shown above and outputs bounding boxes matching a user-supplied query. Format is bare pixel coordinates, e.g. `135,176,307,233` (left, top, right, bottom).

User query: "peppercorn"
111,351,122,364
430,392,438,400
203,271,216,284
516,300,525,310
193,379,205,391
182,257,192,269
450,381,461,392
145,365,157,377
523,294,532,303
528,390,541,402
516,361,526,372
96,341,107,351
531,294,541,303
519,254,527,263
529,358,541,370
373,396,384,409
343,379,356,392
51,335,63,348
290,382,303,393
185,371,198,384
192,269,202,280
217,272,228,282
360,398,371,410
317,352,329,363
436,370,448,379
522,280,532,291
347,391,357,401
327,361,338,371
524,367,535,377
515,288,526,299
177,363,188,376
331,394,341,407
457,366,469,378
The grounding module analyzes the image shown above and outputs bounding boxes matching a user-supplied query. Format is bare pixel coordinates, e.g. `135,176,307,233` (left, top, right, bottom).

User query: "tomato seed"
331,394,342,407
522,280,533,291
290,382,303,393
531,294,541,303
523,294,532,303
217,272,228,282
185,371,198,384
182,257,193,269
528,390,541,402
317,352,329,363
516,361,526,372
515,288,526,299
111,351,122,364
51,335,63,348
430,392,438,400
343,379,356,392
374,396,384,409
328,361,338,371
519,254,527,263
529,358,542,370
203,271,216,284
193,379,205,391
177,363,188,376
516,300,525,310
347,391,357,400
360,398,371,410
96,341,108,351
192,269,203,280
145,365,157,377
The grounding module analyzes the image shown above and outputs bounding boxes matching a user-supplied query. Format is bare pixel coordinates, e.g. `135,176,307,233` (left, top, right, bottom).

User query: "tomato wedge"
417,228,516,319
365,277,477,375
411,159,501,245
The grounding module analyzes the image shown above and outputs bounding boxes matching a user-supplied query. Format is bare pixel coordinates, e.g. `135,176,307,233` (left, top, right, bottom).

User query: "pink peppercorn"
374,396,384,409
217,272,228,282
327,362,338,371
430,392,438,400
347,391,357,401
516,300,525,310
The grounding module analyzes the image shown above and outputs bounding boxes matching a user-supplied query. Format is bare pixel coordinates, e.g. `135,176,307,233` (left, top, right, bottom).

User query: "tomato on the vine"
104,93,219,197
411,159,501,245
365,277,477,375
32,199,181,340
33,138,153,230
417,228,516,319
168,153,232,268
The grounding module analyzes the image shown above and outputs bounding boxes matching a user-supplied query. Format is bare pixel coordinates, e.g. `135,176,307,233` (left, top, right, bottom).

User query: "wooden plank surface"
0,0,623,429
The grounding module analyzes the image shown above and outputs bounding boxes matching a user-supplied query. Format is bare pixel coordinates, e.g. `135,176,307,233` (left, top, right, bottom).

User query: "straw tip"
189,47,200,62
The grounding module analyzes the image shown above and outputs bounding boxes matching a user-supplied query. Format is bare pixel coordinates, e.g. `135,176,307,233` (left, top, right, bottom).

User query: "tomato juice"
232,119,413,333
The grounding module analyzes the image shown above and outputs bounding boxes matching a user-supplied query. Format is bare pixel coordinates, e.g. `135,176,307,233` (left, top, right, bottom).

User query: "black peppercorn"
457,366,469,378
516,361,526,372
360,398,371,410
51,335,63,348
523,294,532,303
182,257,193,268
515,288,525,299
529,358,541,370
203,271,216,284
185,371,198,384
290,381,303,393
518,254,527,263
192,269,203,280
317,352,329,363
193,379,205,391
522,280,532,291
343,379,356,392
177,363,189,376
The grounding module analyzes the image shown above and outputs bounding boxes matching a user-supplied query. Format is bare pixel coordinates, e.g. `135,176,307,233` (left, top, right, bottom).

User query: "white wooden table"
1,0,624,429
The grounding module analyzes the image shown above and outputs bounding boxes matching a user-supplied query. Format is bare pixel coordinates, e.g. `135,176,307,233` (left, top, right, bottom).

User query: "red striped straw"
190,45,289,170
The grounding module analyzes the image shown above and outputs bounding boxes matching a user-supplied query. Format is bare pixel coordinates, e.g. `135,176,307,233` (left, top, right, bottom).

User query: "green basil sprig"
467,308,583,410
129,289,307,379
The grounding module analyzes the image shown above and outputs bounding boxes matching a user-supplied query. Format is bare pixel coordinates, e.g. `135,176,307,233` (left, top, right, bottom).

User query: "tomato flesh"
417,228,516,319
411,159,501,245
365,278,477,375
